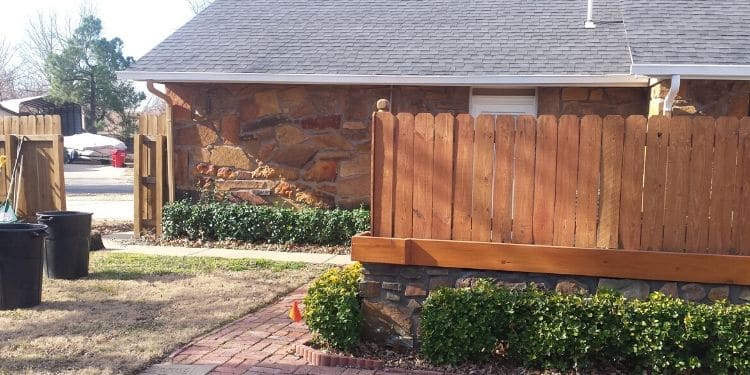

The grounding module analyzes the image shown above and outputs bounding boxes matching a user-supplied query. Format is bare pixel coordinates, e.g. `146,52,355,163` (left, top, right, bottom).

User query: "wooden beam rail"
351,234,750,286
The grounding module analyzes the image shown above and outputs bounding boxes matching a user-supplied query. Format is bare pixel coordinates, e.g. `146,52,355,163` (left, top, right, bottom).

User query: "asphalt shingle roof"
129,0,634,76
620,0,750,66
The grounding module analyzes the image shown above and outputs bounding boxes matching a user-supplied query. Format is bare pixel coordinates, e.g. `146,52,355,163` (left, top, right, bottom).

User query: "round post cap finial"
376,99,390,112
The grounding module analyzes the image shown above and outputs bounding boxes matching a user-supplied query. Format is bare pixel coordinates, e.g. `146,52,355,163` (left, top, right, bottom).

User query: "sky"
0,0,196,60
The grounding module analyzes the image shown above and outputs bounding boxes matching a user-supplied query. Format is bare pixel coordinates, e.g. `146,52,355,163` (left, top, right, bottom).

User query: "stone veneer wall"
360,264,750,349
537,87,649,116
649,79,750,117
165,84,469,208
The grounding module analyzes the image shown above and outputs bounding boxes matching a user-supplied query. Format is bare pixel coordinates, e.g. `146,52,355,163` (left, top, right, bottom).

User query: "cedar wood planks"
663,116,691,251
575,115,602,248
492,115,515,243
597,116,625,249
641,116,669,251
512,116,536,244
552,115,579,247
394,113,415,238
413,113,435,238
431,114,454,239
471,115,494,242
709,117,739,252
685,117,715,252
452,115,474,241
532,115,557,245
736,118,750,255
618,116,647,250
367,113,750,256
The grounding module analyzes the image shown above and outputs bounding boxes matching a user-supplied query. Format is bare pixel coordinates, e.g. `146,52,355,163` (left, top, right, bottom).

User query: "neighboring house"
119,0,750,208
0,95,84,136
0,103,16,116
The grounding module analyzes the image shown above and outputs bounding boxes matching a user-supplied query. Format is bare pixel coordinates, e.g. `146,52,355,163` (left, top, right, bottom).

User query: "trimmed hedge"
421,280,750,373
162,200,370,245
303,263,363,350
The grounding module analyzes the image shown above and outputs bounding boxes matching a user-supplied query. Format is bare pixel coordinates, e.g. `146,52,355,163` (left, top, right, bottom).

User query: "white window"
469,88,537,117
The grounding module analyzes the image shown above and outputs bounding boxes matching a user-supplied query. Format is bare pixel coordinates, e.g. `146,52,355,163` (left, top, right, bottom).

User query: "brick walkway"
161,286,442,375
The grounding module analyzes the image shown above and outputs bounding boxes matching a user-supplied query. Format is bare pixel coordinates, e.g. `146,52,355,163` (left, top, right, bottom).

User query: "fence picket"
597,116,625,249
532,115,557,245
708,117,739,252
619,116,647,250
685,117,715,252
552,115,579,247
371,112,391,236
471,115,494,242
641,116,669,250
574,115,602,248
431,114,454,240
452,115,474,241
663,116,691,251
736,117,750,255
394,113,415,238
413,113,435,238
492,115,515,243
512,116,536,244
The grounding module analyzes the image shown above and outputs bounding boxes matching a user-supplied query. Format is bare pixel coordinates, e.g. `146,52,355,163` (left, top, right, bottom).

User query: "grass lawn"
0,252,327,375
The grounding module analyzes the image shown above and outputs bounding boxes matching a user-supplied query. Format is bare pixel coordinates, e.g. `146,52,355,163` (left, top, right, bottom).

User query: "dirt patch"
0,253,327,375
92,220,133,235
115,234,350,255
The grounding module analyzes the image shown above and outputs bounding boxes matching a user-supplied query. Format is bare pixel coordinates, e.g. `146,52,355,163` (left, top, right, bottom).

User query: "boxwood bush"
303,263,363,350
421,282,750,373
162,200,370,245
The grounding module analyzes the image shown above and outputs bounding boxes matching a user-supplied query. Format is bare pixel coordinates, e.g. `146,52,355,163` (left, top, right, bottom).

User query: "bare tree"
18,5,97,95
185,0,214,14
0,38,20,100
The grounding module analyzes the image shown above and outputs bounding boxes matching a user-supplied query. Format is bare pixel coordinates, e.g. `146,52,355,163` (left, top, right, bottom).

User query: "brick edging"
295,343,384,370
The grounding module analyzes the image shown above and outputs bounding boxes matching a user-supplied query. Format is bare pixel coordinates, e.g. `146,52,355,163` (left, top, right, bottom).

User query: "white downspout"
663,74,681,116
585,0,596,28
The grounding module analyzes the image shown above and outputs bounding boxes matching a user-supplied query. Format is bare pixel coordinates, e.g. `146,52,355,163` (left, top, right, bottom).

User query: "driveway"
65,162,134,221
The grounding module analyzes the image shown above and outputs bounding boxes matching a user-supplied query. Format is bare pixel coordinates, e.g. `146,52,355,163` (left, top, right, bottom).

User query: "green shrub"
162,200,370,245
303,263,363,350
420,282,750,373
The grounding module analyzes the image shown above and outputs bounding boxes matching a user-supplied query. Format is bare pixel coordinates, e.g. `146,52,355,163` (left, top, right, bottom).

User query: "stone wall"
166,83,469,207
649,79,750,117
360,263,750,349
538,87,649,116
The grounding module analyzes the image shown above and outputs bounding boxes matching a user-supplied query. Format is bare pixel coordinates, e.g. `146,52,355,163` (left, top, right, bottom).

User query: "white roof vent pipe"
585,0,596,28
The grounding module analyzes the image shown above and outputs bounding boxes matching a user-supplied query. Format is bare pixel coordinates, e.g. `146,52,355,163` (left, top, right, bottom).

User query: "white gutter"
631,64,750,80
116,71,650,87
663,74,681,116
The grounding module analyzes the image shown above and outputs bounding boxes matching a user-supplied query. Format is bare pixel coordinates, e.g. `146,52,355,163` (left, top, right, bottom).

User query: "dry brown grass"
0,253,327,375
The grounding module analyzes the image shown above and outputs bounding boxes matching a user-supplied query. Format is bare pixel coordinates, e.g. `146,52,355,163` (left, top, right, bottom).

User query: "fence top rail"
0,115,62,135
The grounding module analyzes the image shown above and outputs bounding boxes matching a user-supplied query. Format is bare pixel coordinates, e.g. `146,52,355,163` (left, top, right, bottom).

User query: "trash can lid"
0,223,48,232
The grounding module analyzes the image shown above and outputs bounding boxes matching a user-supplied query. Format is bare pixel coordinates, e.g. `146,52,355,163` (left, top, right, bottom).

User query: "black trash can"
0,224,47,310
37,211,92,280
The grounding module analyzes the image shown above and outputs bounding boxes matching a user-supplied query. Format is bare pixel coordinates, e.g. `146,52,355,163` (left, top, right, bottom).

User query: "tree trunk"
86,75,97,133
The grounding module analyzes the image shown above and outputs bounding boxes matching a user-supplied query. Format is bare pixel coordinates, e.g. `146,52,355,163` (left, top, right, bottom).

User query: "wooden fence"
134,114,169,236
353,112,750,285
0,115,65,220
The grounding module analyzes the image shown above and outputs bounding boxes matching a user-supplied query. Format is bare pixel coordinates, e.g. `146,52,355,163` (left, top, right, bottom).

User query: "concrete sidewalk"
101,232,353,265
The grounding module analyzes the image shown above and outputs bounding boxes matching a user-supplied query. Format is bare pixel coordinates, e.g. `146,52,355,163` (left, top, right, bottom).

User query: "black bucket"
37,211,92,280
0,224,47,310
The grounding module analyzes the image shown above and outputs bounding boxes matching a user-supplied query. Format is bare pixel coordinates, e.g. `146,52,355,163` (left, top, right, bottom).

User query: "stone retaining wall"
360,263,750,350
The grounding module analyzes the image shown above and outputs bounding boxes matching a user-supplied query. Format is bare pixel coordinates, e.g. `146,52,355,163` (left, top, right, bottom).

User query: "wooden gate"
134,114,169,236
0,115,66,221
353,111,750,286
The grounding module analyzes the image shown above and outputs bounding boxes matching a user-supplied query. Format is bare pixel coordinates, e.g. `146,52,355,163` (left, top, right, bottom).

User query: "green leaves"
420,282,750,373
303,263,363,350
162,200,370,245
45,16,144,133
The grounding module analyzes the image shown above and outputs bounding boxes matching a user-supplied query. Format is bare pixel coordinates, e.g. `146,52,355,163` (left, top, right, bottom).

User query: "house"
119,0,750,208
0,95,84,136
